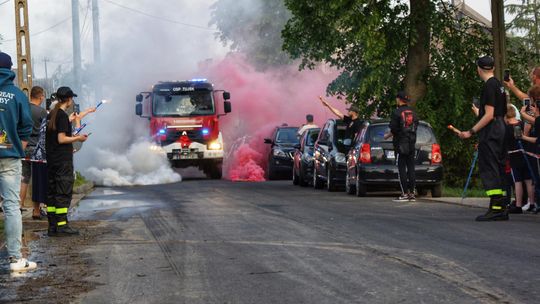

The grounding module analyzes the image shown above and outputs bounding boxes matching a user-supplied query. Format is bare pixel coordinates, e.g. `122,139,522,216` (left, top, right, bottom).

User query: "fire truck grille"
161,130,205,146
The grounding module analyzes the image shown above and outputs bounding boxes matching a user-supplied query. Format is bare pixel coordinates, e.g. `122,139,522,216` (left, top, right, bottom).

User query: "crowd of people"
0,52,93,272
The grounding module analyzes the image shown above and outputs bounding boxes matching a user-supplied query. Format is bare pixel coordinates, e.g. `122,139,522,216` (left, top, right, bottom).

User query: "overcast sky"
0,0,500,80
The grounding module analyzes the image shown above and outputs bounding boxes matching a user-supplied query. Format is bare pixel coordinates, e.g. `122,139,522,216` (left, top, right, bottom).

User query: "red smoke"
202,54,345,181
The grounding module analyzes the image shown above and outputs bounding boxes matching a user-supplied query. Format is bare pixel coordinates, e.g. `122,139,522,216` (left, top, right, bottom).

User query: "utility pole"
491,0,506,80
72,0,82,94
14,0,33,95
92,0,102,101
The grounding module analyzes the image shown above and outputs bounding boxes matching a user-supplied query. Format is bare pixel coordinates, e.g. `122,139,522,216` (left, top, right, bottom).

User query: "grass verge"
443,185,486,198
74,171,88,188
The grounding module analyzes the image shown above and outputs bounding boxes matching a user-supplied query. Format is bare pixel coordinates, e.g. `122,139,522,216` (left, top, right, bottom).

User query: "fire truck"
135,79,232,179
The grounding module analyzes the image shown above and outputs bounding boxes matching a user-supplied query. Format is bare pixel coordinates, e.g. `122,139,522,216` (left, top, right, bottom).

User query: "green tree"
506,0,540,58
210,0,291,69
282,0,493,186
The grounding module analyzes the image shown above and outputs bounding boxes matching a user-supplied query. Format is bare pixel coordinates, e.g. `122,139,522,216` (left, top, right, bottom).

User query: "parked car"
345,120,443,197
264,125,299,180
313,119,351,191
293,128,321,186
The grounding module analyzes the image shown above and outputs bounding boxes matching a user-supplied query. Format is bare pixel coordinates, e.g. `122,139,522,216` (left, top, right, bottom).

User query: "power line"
102,0,216,32
3,17,71,42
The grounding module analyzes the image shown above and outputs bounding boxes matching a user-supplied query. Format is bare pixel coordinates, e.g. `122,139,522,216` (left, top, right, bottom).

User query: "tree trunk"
404,0,432,103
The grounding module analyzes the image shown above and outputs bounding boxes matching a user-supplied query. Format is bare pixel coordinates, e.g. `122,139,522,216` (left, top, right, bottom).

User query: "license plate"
385,150,395,159
172,153,198,160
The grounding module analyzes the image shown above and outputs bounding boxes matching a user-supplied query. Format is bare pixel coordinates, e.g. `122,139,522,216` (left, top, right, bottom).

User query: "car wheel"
313,165,323,189
345,170,355,195
299,164,308,187
266,159,277,181
355,170,367,197
431,184,442,198
327,165,336,192
292,166,299,185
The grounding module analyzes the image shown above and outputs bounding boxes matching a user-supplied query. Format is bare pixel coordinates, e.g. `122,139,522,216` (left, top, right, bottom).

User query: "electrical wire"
2,17,71,42
102,0,216,32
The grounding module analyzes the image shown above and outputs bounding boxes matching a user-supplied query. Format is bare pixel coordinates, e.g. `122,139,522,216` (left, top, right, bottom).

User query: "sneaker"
408,193,416,202
521,202,531,212
9,258,37,272
56,225,79,236
393,194,409,202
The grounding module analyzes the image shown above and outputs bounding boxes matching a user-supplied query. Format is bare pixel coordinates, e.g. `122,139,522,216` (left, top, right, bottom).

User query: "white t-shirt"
297,124,319,136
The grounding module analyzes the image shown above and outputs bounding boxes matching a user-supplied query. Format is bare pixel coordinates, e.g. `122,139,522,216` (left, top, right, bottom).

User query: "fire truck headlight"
208,142,222,150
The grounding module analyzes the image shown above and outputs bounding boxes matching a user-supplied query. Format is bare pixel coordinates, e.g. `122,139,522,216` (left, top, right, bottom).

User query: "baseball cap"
476,55,495,70
396,91,411,103
56,86,78,98
0,52,13,69
347,105,360,113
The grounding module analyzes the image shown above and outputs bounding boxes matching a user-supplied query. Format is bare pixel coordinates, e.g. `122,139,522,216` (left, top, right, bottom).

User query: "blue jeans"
0,158,22,259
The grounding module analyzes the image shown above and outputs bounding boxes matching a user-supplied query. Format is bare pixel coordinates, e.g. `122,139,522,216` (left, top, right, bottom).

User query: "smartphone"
524,98,531,112
472,97,480,108
504,69,510,82
73,103,80,114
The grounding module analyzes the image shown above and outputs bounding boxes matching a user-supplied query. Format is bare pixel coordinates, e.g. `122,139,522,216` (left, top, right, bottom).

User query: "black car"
293,128,321,186
264,126,299,180
345,120,443,197
313,119,351,191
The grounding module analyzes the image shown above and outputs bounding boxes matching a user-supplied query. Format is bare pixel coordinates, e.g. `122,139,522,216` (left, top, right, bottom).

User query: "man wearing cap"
384,91,419,202
297,114,318,137
318,96,363,141
0,52,37,271
460,56,508,221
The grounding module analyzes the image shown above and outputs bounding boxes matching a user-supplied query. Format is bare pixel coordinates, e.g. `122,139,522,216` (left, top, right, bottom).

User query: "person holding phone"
504,66,540,101
459,56,508,221
45,87,89,236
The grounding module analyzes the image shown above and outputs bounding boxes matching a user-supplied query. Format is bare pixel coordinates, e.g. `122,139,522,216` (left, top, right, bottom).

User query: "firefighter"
384,91,419,202
459,56,508,221
46,87,89,236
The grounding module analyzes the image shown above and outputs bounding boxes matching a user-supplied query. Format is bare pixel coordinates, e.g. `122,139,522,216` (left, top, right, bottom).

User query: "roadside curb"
421,197,488,209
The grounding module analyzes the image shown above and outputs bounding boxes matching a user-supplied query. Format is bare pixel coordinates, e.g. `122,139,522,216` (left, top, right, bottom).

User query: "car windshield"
368,124,435,144
276,128,299,144
306,130,320,146
335,122,350,152
153,91,214,116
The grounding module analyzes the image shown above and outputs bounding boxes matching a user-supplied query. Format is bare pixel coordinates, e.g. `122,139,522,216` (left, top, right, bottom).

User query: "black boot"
47,213,57,237
476,196,509,221
56,224,79,236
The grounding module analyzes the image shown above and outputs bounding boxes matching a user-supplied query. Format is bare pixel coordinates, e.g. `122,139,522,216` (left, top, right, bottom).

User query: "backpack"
398,109,418,155
31,117,47,161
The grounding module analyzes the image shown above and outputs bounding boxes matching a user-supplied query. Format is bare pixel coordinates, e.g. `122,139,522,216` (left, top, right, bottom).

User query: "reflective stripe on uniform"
57,221,67,226
55,208,68,214
47,206,56,212
492,205,503,210
486,189,503,196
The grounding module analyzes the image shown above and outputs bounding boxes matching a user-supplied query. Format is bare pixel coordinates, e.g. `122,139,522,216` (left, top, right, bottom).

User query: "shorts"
21,151,32,184
510,166,531,182
31,162,47,203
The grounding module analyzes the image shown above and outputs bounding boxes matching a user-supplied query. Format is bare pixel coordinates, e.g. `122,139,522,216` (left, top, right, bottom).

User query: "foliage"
443,185,485,198
210,0,292,69
282,0,494,186
506,0,540,57
74,171,88,188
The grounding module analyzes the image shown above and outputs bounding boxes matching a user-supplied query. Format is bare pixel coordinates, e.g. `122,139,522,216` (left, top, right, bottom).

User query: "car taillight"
359,143,371,164
431,144,442,165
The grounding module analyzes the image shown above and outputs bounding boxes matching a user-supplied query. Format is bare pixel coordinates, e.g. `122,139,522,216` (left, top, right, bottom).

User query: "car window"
276,128,299,144
335,122,351,152
368,124,435,144
306,130,320,146
319,124,330,143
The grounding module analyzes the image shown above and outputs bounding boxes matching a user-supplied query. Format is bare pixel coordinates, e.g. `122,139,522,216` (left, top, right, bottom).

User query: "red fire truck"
135,79,232,179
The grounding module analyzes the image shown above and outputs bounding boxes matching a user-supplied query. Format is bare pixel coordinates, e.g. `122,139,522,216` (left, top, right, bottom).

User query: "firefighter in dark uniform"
318,96,363,140
384,91,419,202
459,56,508,221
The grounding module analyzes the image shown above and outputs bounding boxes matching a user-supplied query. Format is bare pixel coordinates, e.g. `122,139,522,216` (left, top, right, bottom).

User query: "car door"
314,122,331,177
348,126,366,177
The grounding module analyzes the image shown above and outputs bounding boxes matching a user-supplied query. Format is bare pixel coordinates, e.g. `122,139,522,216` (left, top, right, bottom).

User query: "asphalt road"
70,180,540,304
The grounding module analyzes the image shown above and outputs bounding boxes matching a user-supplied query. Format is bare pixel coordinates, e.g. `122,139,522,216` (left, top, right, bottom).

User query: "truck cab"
135,79,231,179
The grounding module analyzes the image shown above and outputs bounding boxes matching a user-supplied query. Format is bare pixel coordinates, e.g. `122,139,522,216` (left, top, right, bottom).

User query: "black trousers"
478,118,506,197
397,152,415,194
46,161,74,227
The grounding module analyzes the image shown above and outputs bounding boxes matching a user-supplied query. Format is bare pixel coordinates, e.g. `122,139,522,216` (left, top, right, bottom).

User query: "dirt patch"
0,220,108,303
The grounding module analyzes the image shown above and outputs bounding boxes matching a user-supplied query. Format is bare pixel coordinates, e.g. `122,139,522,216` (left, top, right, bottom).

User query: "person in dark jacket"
0,52,36,272
384,91,419,202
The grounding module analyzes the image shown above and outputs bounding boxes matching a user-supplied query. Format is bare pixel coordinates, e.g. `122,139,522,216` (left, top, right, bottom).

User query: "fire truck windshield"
153,91,214,117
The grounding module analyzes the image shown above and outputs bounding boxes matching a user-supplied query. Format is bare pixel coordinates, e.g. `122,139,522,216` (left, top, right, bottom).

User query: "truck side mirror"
136,94,143,102
223,91,231,100
224,101,232,113
135,103,143,116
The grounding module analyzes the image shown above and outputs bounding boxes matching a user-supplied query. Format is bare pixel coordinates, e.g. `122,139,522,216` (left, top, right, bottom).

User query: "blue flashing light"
202,128,210,135
158,129,166,135
191,78,208,82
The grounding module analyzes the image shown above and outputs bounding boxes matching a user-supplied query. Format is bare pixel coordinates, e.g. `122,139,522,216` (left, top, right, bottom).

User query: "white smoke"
85,141,181,186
